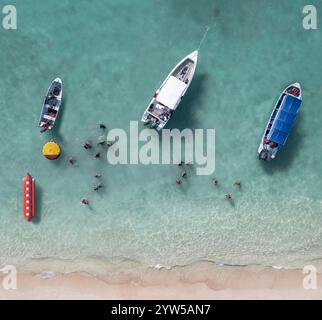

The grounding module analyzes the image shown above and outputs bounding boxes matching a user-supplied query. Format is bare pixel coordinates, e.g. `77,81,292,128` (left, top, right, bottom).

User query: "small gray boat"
39,78,63,132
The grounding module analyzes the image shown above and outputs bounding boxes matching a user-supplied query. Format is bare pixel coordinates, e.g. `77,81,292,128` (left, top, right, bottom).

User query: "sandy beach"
1,262,322,300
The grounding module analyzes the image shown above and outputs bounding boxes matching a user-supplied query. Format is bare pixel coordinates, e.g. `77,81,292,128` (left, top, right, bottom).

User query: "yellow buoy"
42,141,61,160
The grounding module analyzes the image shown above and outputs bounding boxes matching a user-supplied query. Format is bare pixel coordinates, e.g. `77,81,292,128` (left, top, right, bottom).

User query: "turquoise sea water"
1,0,322,272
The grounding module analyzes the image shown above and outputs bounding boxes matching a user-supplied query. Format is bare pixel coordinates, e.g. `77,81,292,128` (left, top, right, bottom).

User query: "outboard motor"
144,118,151,126
259,150,269,161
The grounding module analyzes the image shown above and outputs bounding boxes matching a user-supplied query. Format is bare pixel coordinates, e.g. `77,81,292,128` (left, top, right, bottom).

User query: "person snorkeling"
81,197,89,205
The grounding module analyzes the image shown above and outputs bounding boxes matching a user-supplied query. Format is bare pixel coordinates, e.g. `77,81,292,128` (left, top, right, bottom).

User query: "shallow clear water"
1,0,322,272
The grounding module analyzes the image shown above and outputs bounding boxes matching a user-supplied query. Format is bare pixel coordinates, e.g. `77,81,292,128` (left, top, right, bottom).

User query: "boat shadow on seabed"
260,112,305,174
167,74,208,130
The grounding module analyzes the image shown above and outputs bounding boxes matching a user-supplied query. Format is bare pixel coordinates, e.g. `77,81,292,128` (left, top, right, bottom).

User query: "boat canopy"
267,94,302,145
157,76,187,110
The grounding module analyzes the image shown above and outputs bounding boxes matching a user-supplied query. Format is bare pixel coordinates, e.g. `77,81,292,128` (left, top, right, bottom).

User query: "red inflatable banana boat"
23,173,35,221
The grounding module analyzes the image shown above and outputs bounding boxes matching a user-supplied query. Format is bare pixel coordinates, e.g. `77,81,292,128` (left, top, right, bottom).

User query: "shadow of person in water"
32,183,43,224
167,74,208,130
260,112,305,174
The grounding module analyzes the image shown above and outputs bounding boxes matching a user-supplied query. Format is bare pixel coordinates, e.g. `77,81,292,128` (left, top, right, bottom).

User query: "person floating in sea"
212,178,219,185
97,139,106,146
94,184,103,191
81,197,89,205
176,178,182,185
225,193,232,200
106,141,114,147
69,156,76,165
181,170,187,178
99,123,106,129
83,141,92,149
95,173,102,179
185,161,192,166
95,152,101,158
233,179,241,187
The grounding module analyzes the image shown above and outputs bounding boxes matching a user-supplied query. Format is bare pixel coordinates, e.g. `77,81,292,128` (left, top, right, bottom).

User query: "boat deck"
147,103,171,121
173,59,195,84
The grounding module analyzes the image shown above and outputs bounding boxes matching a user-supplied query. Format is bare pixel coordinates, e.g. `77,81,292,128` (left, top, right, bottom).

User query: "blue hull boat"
258,83,302,161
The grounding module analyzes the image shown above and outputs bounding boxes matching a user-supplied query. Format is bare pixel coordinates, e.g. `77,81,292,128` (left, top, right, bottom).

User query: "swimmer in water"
106,141,114,147
225,193,232,200
176,178,182,185
212,178,219,185
99,123,106,129
178,161,183,167
81,198,89,205
95,174,102,178
83,141,92,149
234,180,241,187
69,156,76,165
94,184,103,191
182,170,187,178
95,152,101,158
97,139,106,146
